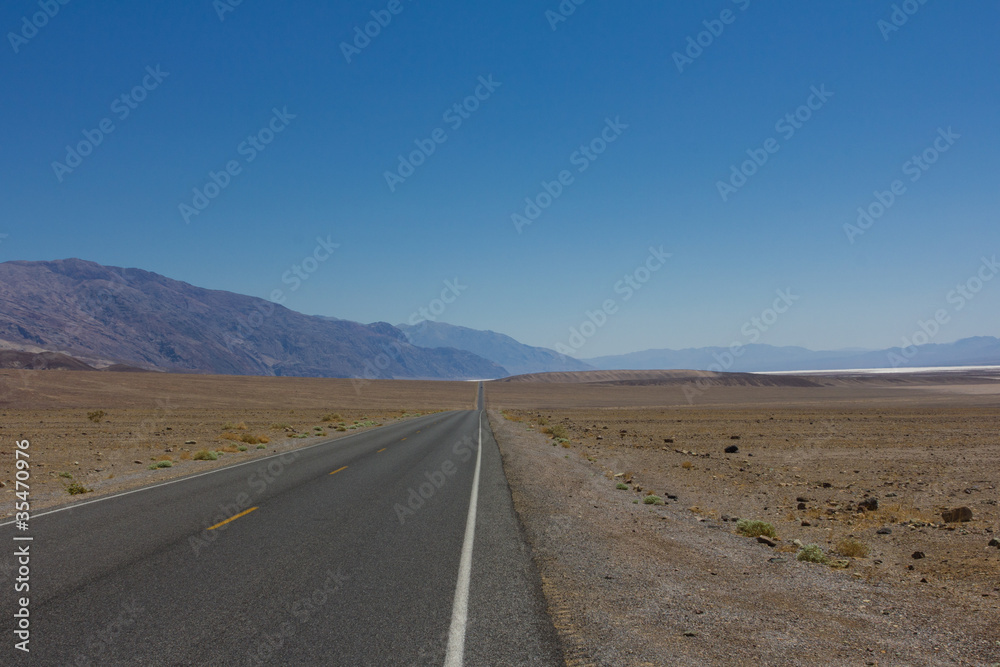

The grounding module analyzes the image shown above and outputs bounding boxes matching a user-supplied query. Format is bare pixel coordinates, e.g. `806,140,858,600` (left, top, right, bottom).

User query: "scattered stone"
792,539,803,548
730,435,740,440
988,538,1000,548
822,482,832,488
801,520,811,527
596,436,603,440
796,496,810,503
133,460,142,464
829,559,850,569
720,514,731,522
876,527,892,535
664,438,674,443
797,502,807,510
767,557,785,563
756,536,777,547
911,551,926,560
683,631,698,637
941,507,973,523
185,440,196,445
724,445,739,454
858,497,879,512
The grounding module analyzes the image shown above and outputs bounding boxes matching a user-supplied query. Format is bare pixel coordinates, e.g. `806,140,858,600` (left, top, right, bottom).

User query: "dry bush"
179,450,192,460
836,538,870,558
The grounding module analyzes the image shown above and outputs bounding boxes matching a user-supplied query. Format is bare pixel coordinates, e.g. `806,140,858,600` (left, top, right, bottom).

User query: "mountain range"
0,259,996,379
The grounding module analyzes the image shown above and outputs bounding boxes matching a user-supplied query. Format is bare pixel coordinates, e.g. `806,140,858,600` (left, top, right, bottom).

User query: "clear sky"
2,0,997,358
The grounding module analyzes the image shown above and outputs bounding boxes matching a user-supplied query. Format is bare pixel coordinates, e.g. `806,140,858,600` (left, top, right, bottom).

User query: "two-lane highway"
1,384,562,665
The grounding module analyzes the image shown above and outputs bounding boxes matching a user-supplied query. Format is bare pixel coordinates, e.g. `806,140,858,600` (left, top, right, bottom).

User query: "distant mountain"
0,259,507,380
396,321,594,376
585,337,1000,372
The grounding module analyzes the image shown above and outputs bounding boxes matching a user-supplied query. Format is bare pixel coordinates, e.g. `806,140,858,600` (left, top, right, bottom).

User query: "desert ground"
485,370,1000,666
0,370,477,516
3,367,999,665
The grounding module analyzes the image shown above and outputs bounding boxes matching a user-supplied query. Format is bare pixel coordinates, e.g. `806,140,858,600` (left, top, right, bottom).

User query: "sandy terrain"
486,373,1000,666
0,370,476,516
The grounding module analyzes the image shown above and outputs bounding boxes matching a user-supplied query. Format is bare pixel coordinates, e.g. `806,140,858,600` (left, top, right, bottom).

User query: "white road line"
0,412,448,527
444,410,484,667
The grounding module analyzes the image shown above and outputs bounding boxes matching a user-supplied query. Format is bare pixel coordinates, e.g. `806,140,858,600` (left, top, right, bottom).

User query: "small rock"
829,559,850,569
911,551,926,560
797,502,807,510
683,631,698,637
724,445,739,454
988,538,1000,548
596,436,603,440
941,507,973,523
858,497,879,512
876,527,892,535
801,520,811,527
730,435,740,440
134,460,142,464
664,438,674,443
822,482,832,488
756,536,777,547
767,557,785,563
185,440,196,445
720,514,731,522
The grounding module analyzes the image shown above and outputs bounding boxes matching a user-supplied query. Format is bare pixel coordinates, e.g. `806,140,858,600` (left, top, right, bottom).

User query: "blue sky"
1,0,998,358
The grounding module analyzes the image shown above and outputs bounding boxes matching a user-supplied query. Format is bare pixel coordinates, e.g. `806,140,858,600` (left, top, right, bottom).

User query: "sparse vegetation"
66,481,92,495
616,482,629,490
836,538,870,558
681,461,693,470
148,460,173,469
321,413,342,422
736,519,777,538
643,494,665,505
335,426,347,431
86,410,106,423
59,471,73,479
270,422,291,430
193,449,219,461
221,432,269,445
537,416,549,426
237,445,248,451
797,544,829,564
256,444,267,449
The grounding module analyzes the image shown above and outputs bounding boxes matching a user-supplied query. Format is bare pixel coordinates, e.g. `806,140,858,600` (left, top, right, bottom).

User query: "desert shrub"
86,410,105,423
148,461,173,469
547,424,568,439
256,444,267,449
643,495,665,505
335,426,347,432
682,461,693,470
797,544,828,564
537,417,548,426
179,451,192,460
836,538,870,558
736,519,777,538
321,413,342,422
616,482,629,490
270,422,291,430
67,481,92,495
193,449,219,461
237,445,248,452
59,471,73,479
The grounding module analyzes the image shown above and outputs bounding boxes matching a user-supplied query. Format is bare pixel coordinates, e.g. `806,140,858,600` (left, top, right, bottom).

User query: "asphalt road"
1,383,562,665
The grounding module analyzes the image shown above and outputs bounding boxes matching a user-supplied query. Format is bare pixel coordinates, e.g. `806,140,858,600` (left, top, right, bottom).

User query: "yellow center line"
329,466,348,475
208,507,258,530
377,448,386,453
400,437,407,441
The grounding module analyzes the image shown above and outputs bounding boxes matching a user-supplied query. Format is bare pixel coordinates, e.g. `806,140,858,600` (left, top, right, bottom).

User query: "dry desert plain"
2,367,999,665
486,369,1000,666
